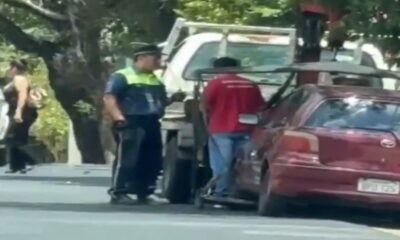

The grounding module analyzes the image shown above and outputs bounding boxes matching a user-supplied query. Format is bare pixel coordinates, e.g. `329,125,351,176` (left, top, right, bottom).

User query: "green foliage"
74,100,97,120
0,46,69,162
179,0,400,66
2,0,400,164
30,63,69,162
346,1,400,57
178,0,292,25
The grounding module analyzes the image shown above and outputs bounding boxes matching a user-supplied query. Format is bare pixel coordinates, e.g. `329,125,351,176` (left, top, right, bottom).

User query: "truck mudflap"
161,121,194,148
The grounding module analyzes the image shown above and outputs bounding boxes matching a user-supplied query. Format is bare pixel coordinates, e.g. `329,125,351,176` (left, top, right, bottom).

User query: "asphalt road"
1,164,400,240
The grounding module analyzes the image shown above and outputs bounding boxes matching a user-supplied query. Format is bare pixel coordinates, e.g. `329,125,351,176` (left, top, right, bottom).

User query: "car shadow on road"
286,205,400,229
0,201,254,217
0,199,399,230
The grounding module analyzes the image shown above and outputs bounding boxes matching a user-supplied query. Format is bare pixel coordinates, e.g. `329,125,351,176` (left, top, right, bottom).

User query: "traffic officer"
104,44,184,205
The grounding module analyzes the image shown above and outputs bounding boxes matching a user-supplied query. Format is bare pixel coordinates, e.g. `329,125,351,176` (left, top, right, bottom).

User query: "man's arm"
103,95,125,121
14,75,29,122
103,74,126,122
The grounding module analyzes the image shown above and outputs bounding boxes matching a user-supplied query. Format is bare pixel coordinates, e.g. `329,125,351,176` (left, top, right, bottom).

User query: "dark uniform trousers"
111,114,162,197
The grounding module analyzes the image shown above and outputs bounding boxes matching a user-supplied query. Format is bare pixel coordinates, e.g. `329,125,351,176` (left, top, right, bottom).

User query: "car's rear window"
305,98,400,132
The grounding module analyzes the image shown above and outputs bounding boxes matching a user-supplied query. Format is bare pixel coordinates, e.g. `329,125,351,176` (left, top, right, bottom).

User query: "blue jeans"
208,133,250,197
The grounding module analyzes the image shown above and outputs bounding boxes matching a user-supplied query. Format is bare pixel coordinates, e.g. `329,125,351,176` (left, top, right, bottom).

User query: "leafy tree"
0,45,68,162
283,1,400,66
181,0,400,67
0,0,176,164
30,63,69,162
2,0,399,165
178,0,294,26
345,0,400,67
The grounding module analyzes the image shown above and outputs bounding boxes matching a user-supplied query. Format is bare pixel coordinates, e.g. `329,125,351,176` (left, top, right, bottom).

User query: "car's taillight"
277,131,319,164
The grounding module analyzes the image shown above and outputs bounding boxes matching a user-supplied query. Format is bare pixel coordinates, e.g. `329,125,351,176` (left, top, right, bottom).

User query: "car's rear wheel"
258,170,286,217
162,136,193,204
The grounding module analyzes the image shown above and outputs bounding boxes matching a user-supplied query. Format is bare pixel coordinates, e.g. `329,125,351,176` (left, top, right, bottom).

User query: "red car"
234,84,400,216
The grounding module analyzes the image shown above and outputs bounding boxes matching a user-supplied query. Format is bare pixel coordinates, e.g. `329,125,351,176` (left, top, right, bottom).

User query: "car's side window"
259,92,294,126
285,90,310,122
265,89,309,128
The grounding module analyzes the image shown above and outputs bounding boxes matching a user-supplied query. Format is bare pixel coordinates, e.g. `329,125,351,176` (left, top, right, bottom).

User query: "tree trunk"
71,114,106,164
0,0,178,165
43,25,107,163
44,59,106,164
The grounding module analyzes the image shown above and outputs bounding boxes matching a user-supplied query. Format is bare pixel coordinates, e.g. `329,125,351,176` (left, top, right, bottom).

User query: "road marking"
242,230,382,239
1,216,384,239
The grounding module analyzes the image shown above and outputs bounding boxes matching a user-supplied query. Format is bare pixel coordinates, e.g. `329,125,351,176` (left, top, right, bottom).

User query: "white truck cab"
159,30,389,123
161,33,293,94
161,34,390,95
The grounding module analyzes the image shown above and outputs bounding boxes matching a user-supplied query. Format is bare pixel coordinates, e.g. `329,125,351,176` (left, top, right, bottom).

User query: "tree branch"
0,13,57,58
3,0,68,21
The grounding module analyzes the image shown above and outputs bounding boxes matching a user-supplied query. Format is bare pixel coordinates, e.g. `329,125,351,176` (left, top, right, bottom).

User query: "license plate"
357,178,400,195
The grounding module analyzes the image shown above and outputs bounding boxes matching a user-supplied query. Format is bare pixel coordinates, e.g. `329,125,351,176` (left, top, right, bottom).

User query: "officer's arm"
104,95,125,121
103,74,126,122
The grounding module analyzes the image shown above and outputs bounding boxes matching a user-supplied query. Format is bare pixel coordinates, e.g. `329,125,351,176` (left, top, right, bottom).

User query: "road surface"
1,164,400,240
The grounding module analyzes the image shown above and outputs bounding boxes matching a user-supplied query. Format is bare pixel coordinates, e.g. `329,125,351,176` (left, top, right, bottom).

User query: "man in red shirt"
203,57,265,197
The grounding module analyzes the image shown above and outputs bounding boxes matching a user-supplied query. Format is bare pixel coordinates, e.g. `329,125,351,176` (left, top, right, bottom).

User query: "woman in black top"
4,60,38,173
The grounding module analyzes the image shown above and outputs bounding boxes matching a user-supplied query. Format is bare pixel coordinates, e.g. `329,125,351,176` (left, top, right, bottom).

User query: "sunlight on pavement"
375,229,400,238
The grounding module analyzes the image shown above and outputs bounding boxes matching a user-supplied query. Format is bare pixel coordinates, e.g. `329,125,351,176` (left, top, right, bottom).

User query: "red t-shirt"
204,74,265,134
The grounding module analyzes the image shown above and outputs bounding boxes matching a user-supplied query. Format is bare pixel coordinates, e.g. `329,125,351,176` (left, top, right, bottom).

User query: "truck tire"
258,170,286,217
162,136,193,204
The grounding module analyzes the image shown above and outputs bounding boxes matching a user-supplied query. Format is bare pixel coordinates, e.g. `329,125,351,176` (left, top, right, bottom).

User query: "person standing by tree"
4,60,38,174
104,44,185,205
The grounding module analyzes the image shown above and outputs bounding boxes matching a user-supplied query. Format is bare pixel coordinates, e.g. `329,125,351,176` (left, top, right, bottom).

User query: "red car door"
236,89,311,193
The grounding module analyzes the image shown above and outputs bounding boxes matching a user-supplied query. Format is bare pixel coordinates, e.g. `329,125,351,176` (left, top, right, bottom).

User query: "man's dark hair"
213,57,241,68
333,76,369,87
133,44,161,62
10,59,28,72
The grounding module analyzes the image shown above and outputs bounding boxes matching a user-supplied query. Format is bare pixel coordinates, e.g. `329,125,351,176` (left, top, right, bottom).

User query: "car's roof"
303,84,400,101
197,62,400,80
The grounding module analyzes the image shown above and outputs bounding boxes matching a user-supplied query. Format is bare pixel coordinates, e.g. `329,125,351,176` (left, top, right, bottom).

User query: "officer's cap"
133,44,161,58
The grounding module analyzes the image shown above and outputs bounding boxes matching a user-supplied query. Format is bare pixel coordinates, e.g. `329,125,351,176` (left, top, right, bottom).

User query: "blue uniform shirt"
104,71,167,117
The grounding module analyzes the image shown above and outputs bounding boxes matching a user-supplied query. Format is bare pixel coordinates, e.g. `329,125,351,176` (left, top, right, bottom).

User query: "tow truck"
157,14,392,204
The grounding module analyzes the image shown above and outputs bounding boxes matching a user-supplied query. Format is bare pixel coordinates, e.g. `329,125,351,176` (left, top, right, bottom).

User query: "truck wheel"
162,136,193,204
257,170,286,217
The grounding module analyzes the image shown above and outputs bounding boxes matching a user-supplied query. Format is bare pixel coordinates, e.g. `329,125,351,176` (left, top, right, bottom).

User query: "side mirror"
239,114,259,125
